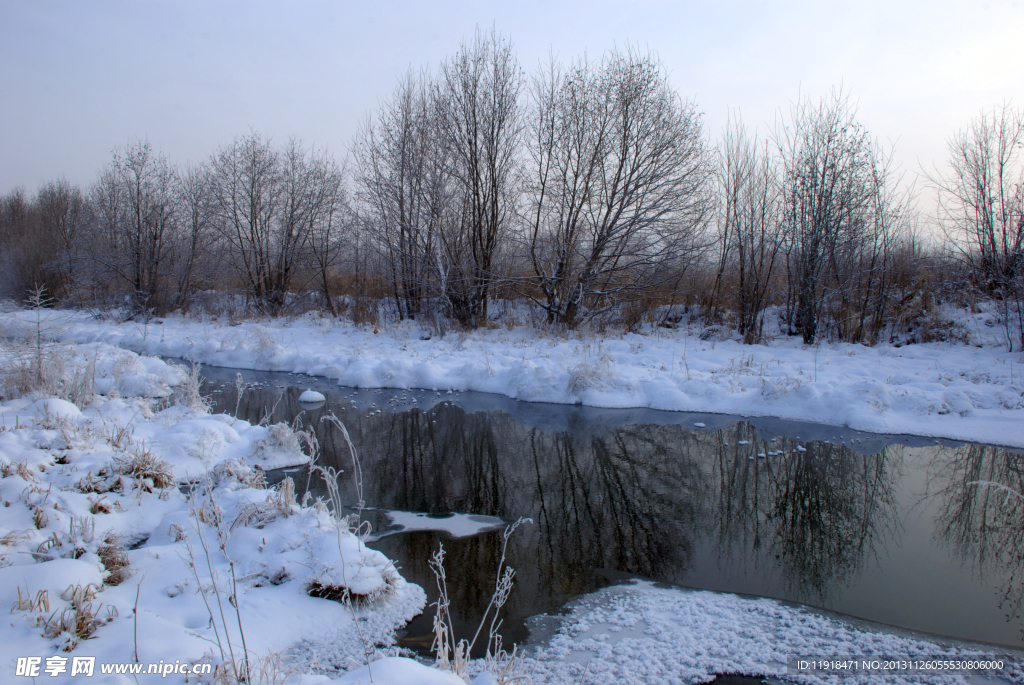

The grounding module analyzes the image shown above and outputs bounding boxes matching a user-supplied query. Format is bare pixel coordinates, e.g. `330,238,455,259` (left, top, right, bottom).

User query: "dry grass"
0,529,32,546
0,342,95,408
210,458,267,490
1,460,37,481
11,585,50,613
40,583,109,651
230,477,295,531
111,444,174,491
88,495,116,514
170,360,213,414
97,534,131,586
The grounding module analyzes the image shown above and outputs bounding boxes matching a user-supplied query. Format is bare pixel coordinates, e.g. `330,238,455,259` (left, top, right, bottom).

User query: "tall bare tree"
777,92,874,344
36,178,85,300
716,118,784,342
523,49,710,328
0,188,43,298
291,144,346,316
930,103,1024,350
211,133,284,312
89,141,178,313
434,28,524,327
355,71,447,320
172,162,218,310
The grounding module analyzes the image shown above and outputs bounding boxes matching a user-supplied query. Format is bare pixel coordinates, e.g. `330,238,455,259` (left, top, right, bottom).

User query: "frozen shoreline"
0,335,1021,683
5,309,1022,448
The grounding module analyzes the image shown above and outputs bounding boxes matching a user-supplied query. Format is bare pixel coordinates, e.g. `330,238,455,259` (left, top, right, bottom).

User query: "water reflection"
933,444,1024,639
201,373,1024,650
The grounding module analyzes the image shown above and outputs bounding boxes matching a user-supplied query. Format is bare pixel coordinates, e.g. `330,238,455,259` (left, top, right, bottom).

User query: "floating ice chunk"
298,389,326,403
374,510,507,540
693,422,706,427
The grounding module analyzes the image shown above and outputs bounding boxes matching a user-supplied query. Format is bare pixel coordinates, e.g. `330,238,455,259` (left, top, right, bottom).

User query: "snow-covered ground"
0,342,424,684
523,581,1023,685
2,320,1023,684
3,307,1022,448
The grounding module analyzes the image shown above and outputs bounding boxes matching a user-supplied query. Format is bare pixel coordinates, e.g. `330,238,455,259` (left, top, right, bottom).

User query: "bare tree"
930,103,1024,350
434,28,524,328
0,188,43,298
777,91,874,344
36,178,85,301
295,146,347,316
89,141,178,313
172,162,218,310
774,91,915,345
355,71,447,320
211,133,284,312
716,117,785,342
523,49,710,328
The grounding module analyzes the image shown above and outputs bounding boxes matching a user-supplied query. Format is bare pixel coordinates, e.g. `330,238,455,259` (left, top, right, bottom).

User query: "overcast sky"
2,0,1022,201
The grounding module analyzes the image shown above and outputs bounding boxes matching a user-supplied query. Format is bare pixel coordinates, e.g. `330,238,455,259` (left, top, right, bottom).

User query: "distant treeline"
1,31,1021,348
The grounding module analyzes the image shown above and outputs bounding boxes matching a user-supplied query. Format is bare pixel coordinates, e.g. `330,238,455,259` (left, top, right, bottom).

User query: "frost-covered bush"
169,360,212,414
0,341,95,408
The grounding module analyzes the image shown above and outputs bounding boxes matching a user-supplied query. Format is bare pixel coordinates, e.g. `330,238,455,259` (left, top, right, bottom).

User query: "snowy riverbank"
0,342,424,683
4,308,1022,448
1,337,1021,684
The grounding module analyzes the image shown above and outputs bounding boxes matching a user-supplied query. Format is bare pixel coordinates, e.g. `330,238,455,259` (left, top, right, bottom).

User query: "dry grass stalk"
11,586,50,613
98,534,131,586
430,517,533,684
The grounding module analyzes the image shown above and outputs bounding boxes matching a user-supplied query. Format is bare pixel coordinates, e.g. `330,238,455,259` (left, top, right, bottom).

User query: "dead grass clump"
230,477,295,531
0,343,95,409
11,585,50,613
349,295,380,328
41,583,108,651
210,458,267,490
88,495,115,514
97,534,131,586
1,460,38,481
111,444,174,491
0,529,32,546
77,446,173,495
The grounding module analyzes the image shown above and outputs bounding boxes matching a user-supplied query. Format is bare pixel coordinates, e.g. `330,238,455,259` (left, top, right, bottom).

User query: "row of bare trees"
707,92,918,345
1,136,347,316
1,31,1020,347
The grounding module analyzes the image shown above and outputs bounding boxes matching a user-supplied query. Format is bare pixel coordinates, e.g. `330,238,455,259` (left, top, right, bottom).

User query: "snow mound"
28,398,83,422
299,389,327,403
331,657,471,684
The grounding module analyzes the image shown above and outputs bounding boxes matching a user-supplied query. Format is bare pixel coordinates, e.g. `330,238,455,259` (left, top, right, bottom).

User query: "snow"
3,308,1022,447
371,510,507,540
0,342,423,683
331,657,468,685
299,389,327,403
522,581,1024,685
3,312,1024,684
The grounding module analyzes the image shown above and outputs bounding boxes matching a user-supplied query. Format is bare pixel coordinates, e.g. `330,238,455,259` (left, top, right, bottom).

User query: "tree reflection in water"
309,402,903,649
933,444,1024,638
712,432,901,604
212,379,1023,651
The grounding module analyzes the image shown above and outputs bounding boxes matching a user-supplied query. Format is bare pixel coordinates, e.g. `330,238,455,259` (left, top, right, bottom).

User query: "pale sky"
2,0,1022,203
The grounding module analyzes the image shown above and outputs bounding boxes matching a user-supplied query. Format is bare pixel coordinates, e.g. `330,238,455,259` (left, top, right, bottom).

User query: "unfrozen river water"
194,363,1024,656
